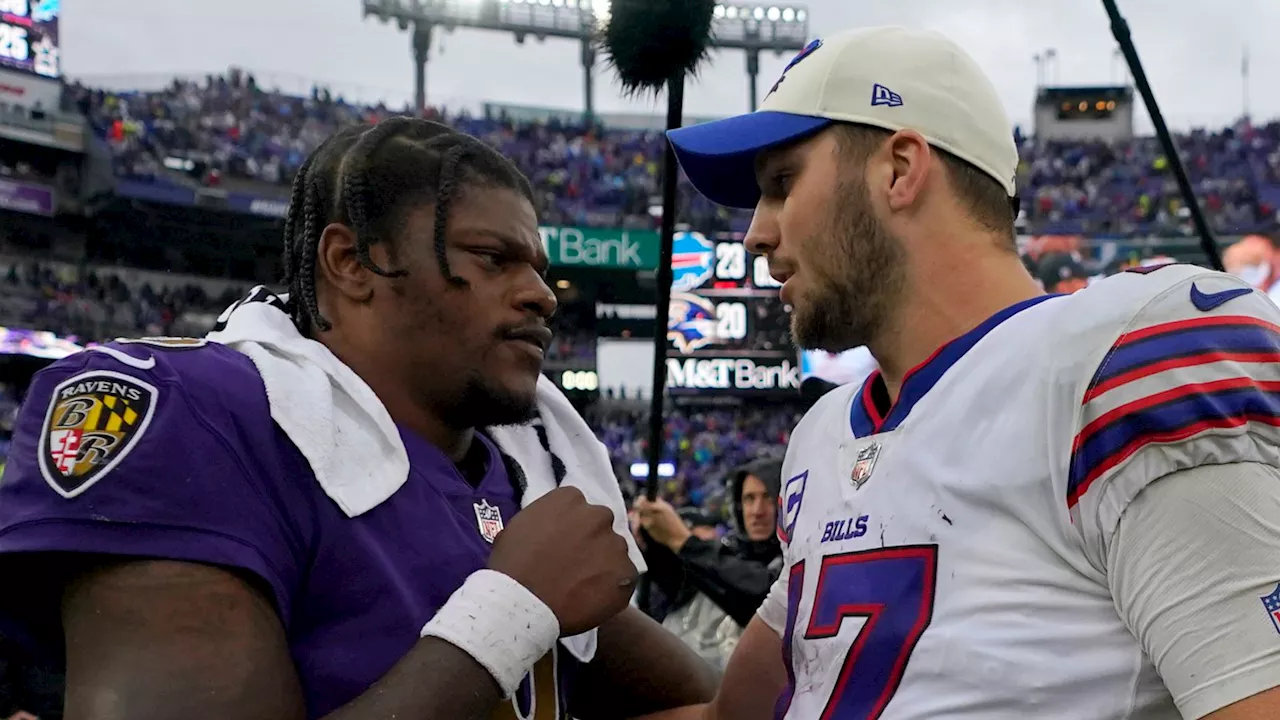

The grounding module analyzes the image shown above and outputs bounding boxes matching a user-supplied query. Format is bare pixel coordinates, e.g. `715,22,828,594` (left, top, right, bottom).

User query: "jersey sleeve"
1107,462,1280,719
0,344,305,626
1066,270,1280,566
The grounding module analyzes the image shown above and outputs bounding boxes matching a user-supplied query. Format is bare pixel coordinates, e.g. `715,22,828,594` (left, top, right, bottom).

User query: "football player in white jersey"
639,25,1280,720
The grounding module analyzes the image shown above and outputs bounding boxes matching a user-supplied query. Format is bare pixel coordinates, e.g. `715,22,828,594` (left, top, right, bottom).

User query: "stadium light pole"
713,4,810,111
362,0,809,118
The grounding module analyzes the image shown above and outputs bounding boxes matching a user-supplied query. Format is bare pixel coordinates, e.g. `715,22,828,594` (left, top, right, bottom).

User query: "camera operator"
632,459,784,668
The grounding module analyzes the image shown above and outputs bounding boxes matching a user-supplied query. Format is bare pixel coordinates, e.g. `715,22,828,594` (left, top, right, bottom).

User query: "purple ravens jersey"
0,339,577,718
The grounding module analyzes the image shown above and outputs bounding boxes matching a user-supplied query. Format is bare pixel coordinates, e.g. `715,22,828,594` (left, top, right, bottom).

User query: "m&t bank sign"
538,226,660,270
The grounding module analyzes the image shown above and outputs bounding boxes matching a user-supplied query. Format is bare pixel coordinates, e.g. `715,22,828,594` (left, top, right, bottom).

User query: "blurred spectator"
1037,252,1091,294
1222,234,1280,305
632,459,783,669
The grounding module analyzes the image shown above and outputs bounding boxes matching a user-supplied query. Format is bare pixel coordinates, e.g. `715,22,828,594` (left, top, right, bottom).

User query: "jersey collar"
849,294,1060,437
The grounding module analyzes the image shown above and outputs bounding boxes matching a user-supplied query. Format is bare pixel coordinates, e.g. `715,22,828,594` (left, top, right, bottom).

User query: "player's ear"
884,129,931,213
317,223,374,304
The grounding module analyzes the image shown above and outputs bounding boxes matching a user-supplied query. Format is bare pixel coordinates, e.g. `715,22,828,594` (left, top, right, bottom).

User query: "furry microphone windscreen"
600,0,716,95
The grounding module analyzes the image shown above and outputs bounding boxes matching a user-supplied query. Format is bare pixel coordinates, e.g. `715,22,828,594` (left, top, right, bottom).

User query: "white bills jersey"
773,264,1280,719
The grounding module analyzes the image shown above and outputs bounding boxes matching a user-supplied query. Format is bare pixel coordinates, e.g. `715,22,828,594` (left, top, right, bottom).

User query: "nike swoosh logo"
88,345,157,370
1189,283,1253,312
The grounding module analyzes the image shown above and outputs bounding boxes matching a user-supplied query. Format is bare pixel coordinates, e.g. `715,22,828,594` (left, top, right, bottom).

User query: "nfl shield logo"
851,443,881,489
1262,583,1280,635
474,500,505,544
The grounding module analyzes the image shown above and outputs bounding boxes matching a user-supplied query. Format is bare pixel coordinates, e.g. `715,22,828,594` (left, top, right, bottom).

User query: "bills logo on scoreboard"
474,500,505,544
670,231,715,292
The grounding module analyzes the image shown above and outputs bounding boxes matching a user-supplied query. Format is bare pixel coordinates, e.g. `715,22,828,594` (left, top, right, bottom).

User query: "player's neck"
320,335,476,461
367,383,476,462
872,250,1043,402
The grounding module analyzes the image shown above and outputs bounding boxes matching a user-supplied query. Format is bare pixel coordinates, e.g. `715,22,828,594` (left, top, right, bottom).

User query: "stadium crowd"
70,72,1280,237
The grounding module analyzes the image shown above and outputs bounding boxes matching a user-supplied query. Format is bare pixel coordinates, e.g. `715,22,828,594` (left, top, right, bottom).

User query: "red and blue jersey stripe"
1068,315,1280,508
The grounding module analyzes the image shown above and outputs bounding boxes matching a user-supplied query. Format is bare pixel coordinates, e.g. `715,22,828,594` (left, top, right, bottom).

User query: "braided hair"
281,117,536,335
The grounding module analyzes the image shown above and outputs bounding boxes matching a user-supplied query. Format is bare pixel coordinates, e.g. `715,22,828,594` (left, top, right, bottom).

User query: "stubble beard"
452,368,540,430
790,177,907,354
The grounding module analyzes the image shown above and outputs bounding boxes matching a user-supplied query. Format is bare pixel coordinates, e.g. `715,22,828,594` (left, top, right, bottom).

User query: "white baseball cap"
667,26,1019,210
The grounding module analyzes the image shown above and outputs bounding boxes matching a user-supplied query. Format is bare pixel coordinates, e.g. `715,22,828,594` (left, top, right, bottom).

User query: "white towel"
207,287,645,663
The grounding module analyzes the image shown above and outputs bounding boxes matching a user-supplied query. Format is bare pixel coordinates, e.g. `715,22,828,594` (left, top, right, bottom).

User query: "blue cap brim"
667,111,833,209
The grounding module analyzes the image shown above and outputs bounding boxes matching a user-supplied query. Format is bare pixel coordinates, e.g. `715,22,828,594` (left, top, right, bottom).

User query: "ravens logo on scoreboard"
38,370,158,499
668,292,720,354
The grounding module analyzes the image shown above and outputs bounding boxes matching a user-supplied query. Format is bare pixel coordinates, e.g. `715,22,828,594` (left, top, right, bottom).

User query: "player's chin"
496,368,542,413
791,310,855,354
474,378,539,427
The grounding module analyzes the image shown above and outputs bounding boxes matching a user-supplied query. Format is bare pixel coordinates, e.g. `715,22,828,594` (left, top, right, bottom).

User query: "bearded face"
787,172,907,353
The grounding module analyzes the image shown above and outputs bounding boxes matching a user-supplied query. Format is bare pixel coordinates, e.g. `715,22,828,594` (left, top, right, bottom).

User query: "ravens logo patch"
38,370,158,498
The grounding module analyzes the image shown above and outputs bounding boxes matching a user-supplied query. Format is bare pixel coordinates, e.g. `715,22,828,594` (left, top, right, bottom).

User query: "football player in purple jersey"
0,118,715,719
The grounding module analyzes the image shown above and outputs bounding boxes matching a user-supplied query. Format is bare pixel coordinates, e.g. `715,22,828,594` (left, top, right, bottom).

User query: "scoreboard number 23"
714,242,747,281
714,241,783,290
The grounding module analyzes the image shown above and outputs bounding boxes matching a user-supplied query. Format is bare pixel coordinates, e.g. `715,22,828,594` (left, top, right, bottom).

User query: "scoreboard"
0,0,59,79
665,231,800,395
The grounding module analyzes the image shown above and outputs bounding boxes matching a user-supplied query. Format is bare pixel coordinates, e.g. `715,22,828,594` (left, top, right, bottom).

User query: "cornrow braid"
340,117,415,281
432,145,471,287
279,152,314,294
298,171,328,333
280,117,534,336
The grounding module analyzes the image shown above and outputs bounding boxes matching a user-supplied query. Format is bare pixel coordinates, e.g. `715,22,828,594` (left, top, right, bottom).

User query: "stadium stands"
590,404,798,509
72,72,1280,236
1022,123,1280,236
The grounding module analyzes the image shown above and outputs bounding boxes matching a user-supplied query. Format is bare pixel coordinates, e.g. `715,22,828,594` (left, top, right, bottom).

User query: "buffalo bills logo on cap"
767,38,824,99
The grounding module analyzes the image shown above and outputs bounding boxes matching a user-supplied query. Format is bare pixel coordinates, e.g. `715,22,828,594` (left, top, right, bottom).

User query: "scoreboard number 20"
715,302,747,341
0,23,29,63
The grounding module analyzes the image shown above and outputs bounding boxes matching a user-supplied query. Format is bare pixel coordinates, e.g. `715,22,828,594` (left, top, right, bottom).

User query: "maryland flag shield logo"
38,370,158,498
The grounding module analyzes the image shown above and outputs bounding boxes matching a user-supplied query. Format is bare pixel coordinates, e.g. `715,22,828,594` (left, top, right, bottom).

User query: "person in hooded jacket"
631,459,784,669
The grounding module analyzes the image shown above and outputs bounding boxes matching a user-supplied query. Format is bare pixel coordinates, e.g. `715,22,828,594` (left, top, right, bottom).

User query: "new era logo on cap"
871,83,903,108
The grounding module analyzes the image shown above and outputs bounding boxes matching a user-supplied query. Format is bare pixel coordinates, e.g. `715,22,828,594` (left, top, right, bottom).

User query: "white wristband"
421,569,561,697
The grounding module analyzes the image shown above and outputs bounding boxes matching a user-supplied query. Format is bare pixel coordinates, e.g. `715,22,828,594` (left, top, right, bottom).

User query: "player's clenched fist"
489,486,637,636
